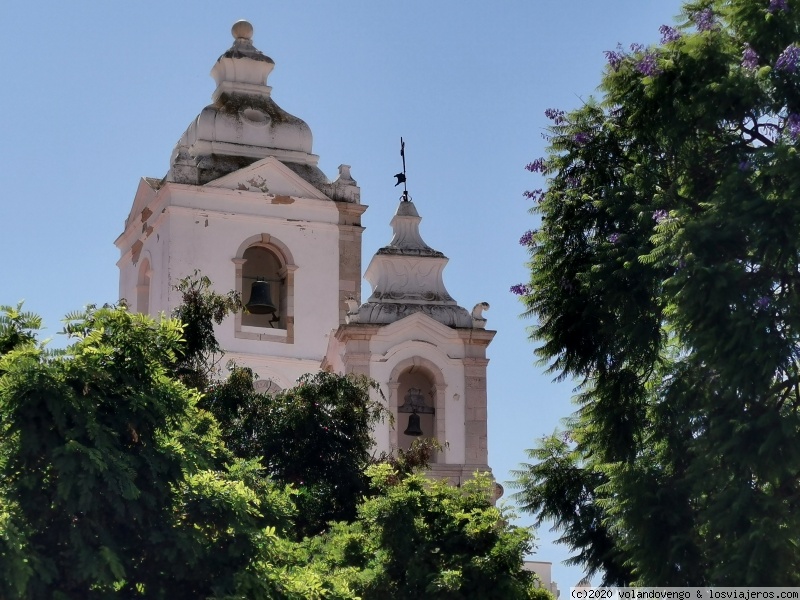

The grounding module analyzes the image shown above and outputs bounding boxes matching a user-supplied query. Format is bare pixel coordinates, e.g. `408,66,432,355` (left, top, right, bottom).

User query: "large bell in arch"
403,411,423,436
246,280,277,315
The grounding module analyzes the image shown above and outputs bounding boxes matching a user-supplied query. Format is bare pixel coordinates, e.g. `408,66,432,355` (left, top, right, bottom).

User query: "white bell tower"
117,20,497,485
116,21,365,390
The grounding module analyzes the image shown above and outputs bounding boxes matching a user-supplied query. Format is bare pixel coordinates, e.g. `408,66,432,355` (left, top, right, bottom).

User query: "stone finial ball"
232,20,253,40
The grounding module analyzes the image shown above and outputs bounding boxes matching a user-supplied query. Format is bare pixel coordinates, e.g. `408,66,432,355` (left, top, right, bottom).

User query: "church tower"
324,198,495,483
117,20,495,483
116,21,365,392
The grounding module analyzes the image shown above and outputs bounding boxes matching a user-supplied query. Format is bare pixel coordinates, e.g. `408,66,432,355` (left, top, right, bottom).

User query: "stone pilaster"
336,324,380,376
335,201,367,325
463,357,489,467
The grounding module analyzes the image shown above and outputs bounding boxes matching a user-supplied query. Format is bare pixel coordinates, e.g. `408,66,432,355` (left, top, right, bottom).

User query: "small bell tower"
324,192,495,483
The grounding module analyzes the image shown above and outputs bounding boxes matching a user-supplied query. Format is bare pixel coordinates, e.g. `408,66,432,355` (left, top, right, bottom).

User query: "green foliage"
374,437,444,479
0,305,292,598
515,0,800,586
0,302,42,357
172,271,243,389
0,287,541,597
204,368,388,538
511,435,632,586
302,465,550,600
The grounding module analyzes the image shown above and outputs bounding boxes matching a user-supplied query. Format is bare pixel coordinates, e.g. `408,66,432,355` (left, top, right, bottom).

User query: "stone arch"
388,356,447,462
233,233,297,343
235,233,296,268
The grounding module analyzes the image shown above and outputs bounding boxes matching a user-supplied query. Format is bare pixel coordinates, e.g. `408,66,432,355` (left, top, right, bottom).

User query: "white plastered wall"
117,181,344,387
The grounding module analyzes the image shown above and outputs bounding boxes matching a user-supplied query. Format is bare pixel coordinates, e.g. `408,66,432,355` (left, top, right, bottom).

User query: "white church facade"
115,20,495,485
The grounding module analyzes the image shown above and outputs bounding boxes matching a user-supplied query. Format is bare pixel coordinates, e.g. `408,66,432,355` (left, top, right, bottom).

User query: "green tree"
203,369,387,538
302,464,552,600
171,272,242,390
0,303,41,357
0,279,542,597
0,304,294,598
170,272,389,538
513,0,800,586
511,436,633,586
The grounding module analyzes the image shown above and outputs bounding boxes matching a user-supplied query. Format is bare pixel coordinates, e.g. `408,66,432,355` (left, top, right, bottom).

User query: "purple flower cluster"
604,44,626,71
523,188,544,202
608,233,621,244
756,296,771,309
636,50,662,76
741,44,759,70
769,0,789,13
573,132,592,145
776,43,800,72
510,284,531,296
652,209,669,223
739,159,753,171
519,230,536,246
659,25,681,44
692,8,716,31
787,113,800,140
545,108,566,125
526,158,547,173
565,176,581,188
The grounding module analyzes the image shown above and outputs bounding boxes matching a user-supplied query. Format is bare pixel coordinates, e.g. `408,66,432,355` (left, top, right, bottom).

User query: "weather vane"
394,137,410,202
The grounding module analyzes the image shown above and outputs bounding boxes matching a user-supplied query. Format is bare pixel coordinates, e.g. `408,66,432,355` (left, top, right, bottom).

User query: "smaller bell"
246,280,277,315
403,411,423,436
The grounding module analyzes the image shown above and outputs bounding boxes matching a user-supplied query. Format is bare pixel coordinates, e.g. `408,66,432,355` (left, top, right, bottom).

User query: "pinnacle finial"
231,20,254,41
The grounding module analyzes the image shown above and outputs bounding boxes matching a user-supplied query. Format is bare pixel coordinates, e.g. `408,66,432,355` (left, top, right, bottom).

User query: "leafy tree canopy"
203,368,387,539
513,0,800,586
0,304,294,598
0,284,550,598
173,273,389,538
301,465,551,600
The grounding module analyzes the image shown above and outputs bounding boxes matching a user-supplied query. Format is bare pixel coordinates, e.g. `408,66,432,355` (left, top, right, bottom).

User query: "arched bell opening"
242,246,284,329
233,234,296,343
396,367,439,462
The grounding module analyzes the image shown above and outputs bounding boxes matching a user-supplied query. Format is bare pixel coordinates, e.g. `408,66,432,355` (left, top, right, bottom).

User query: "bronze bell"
246,280,277,315
403,411,423,436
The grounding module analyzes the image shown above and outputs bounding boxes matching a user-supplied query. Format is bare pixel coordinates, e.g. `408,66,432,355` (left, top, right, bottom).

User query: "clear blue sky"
0,0,686,589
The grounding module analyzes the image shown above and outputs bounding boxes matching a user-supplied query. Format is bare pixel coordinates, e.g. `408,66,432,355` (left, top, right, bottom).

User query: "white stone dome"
167,21,319,185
